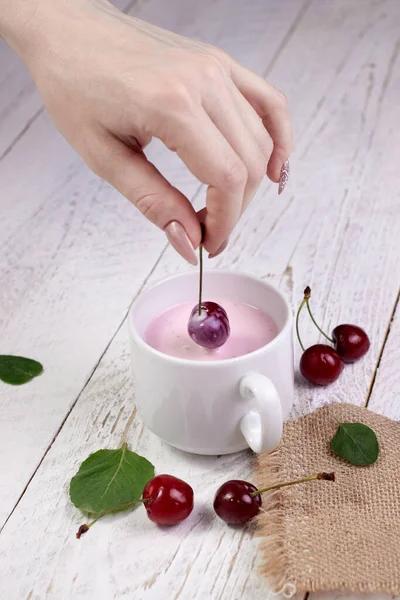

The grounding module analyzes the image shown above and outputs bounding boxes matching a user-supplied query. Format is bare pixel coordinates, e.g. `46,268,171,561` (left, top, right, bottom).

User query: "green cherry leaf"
69,443,155,517
0,355,43,385
330,422,379,466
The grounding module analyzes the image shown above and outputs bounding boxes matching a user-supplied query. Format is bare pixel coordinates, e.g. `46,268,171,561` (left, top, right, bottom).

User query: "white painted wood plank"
366,297,400,419
0,114,199,526
0,0,304,550
0,331,265,600
1,325,299,600
1,1,400,599
0,1,202,525
0,41,42,158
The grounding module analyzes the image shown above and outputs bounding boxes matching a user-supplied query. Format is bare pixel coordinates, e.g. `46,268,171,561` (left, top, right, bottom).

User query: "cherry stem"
305,297,334,344
198,223,205,316
198,242,203,316
76,498,148,539
296,286,335,350
250,472,335,497
295,297,307,351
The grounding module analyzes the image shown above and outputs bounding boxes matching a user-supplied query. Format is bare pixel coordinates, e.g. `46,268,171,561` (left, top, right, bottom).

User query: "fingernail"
165,221,198,266
278,159,290,195
208,239,228,259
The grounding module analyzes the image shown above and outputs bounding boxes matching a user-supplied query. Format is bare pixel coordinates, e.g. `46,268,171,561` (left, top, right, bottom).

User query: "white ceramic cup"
128,271,293,455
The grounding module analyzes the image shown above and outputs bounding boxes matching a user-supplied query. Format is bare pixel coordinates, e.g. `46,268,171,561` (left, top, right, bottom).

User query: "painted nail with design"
165,221,198,266
278,160,290,195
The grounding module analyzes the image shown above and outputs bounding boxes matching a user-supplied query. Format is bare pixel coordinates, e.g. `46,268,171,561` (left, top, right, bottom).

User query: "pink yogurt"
144,299,278,361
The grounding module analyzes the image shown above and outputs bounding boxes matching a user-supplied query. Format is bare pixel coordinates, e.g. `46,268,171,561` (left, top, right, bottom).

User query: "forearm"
0,0,43,55
0,0,106,61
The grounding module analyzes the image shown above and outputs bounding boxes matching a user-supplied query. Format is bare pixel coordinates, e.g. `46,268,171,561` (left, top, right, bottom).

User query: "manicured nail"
278,159,290,195
208,239,228,259
165,221,198,266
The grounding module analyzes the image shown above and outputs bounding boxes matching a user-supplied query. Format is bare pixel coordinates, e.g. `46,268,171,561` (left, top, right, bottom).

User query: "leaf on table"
0,355,43,385
70,443,155,517
330,422,379,466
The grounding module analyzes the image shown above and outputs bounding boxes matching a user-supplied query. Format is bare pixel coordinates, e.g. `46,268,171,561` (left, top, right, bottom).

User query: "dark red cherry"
332,324,370,363
213,473,335,528
300,344,344,385
142,474,194,525
213,480,261,524
187,301,230,349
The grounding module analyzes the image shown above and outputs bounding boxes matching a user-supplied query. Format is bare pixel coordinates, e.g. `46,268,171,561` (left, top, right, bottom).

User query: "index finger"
164,109,247,254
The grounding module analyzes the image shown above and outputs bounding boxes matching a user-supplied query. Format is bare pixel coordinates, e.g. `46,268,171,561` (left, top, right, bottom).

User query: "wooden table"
1,1,399,598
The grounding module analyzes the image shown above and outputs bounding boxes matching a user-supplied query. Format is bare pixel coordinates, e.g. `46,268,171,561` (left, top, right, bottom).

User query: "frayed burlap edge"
254,449,297,598
253,404,400,596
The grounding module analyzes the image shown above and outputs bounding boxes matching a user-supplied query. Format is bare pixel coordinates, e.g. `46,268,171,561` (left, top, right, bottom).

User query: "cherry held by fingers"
187,228,230,349
143,474,194,525
188,301,230,349
332,324,370,363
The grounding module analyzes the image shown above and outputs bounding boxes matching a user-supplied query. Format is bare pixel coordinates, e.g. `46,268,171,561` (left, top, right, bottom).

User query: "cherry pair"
143,471,335,526
296,287,370,386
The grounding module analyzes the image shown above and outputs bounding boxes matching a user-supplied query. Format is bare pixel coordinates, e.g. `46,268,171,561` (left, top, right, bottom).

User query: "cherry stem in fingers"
198,243,203,316
198,224,205,316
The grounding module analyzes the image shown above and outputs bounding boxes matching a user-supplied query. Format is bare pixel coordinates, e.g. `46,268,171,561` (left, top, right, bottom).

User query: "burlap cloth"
256,403,400,595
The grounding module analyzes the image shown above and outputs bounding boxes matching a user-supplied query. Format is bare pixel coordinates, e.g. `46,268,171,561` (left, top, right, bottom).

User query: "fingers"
230,61,293,182
162,108,247,254
88,59,292,261
203,83,271,215
227,83,274,211
85,133,201,264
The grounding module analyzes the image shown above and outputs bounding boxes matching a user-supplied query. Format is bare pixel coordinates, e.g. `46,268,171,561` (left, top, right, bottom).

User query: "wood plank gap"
261,0,312,78
365,286,400,408
124,0,140,12
0,106,43,163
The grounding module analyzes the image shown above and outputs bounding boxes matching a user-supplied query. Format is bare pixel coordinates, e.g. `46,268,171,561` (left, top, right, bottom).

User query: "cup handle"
239,373,283,453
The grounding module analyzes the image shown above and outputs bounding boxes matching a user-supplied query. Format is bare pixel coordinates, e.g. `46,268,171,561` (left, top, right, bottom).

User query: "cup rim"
128,270,292,367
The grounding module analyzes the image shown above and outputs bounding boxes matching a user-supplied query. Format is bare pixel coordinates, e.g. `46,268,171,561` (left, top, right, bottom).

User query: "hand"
18,0,293,261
